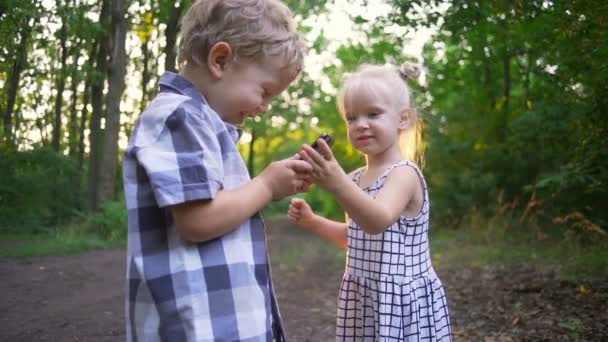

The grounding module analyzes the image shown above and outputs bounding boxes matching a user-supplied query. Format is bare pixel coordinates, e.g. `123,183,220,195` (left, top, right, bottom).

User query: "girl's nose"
354,117,369,129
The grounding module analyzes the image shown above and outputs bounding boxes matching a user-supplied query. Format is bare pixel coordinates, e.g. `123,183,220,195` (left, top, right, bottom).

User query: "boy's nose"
256,103,269,114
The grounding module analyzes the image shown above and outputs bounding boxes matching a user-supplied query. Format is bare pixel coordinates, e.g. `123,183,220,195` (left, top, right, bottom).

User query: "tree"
0,1,41,148
87,0,111,210
97,0,130,204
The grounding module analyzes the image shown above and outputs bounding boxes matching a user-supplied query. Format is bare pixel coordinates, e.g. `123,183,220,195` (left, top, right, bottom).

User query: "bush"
85,200,127,242
0,148,82,233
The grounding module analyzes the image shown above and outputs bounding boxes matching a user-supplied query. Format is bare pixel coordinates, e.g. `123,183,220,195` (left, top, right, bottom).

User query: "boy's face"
207,55,296,126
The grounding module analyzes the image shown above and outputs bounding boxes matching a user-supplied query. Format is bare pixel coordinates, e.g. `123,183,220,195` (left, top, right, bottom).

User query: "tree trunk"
497,14,511,141
68,73,80,157
4,25,31,147
164,0,185,72
78,41,97,169
52,8,69,152
88,0,111,211
98,0,130,204
248,128,256,176
140,39,150,113
523,50,532,107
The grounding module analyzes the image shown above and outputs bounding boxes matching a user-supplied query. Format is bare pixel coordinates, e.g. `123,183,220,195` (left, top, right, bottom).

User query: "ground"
1,219,606,342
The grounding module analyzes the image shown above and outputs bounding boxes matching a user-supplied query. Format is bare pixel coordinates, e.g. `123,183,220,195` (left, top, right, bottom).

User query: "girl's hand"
288,198,315,227
299,138,349,194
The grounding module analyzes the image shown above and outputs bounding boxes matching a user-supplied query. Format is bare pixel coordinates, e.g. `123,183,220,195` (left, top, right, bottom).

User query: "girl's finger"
302,144,326,165
315,138,335,161
299,149,314,165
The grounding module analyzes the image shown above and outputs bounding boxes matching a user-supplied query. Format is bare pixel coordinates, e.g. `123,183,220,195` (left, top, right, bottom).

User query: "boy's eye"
368,112,380,118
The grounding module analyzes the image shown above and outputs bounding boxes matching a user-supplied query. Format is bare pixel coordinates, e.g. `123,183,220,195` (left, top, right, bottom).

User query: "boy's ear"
207,42,233,79
399,108,412,130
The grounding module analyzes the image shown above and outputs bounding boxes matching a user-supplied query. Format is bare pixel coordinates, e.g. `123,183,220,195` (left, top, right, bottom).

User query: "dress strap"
378,160,428,205
379,160,424,179
350,167,366,185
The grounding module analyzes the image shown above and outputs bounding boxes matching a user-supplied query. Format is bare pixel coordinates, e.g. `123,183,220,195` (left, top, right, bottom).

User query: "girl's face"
343,87,407,157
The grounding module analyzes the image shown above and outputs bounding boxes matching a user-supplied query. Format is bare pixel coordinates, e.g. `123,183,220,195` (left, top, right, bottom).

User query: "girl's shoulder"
381,160,427,200
382,160,425,183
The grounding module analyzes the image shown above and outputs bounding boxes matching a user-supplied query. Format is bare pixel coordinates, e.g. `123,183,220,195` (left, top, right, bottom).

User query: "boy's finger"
286,159,313,172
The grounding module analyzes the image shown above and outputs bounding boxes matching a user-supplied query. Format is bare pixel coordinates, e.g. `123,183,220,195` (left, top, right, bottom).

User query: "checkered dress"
336,161,452,341
123,72,286,341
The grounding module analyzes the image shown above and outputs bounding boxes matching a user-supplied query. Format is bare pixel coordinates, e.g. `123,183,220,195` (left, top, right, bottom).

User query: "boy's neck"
178,63,211,96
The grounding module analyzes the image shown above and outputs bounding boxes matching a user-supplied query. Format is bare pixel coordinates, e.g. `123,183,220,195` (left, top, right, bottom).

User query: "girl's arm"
300,140,420,235
288,198,347,248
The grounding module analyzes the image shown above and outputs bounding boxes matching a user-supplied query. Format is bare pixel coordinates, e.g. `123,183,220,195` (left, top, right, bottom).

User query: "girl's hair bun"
398,62,421,82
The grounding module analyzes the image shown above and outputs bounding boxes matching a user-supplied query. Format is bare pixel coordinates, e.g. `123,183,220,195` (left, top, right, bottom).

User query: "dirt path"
1,219,606,341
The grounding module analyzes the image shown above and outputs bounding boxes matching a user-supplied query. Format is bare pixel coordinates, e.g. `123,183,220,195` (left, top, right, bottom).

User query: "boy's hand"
299,138,348,194
258,159,312,200
288,198,314,226
290,154,313,193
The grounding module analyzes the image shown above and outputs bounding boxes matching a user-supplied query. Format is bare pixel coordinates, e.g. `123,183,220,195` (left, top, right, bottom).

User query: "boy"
122,0,310,340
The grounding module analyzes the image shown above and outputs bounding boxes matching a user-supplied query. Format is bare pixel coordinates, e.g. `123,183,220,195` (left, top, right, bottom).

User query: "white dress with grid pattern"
336,161,452,341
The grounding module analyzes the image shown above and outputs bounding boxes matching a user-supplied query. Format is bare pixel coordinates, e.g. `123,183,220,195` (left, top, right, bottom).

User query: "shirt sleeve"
134,101,224,208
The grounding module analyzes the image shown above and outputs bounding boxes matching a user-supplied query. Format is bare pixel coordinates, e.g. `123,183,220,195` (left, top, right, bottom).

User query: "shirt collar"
159,72,242,144
224,122,243,143
159,72,204,103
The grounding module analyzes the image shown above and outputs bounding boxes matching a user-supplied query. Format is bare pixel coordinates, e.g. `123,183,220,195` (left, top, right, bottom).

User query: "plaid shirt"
123,72,286,341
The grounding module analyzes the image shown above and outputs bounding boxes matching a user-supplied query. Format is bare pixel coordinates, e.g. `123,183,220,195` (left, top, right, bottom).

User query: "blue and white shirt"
123,72,286,341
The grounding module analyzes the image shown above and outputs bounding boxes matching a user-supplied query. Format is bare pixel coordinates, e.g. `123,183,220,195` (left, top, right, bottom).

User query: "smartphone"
310,133,334,152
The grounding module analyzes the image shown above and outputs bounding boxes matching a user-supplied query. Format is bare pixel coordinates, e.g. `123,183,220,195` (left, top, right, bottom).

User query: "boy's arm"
171,177,271,242
172,159,311,242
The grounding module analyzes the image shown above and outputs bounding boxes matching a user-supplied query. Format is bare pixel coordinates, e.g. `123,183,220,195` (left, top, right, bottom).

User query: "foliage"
0,148,82,232
82,199,128,241
389,0,608,236
1,0,606,249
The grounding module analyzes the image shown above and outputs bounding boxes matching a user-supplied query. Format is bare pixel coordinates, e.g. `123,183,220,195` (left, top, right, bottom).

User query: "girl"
288,63,452,341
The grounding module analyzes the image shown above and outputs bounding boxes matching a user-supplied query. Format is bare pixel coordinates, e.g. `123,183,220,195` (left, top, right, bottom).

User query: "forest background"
1,0,606,279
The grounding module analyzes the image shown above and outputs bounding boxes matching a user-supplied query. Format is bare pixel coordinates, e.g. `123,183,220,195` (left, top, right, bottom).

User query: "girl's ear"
207,42,233,79
399,108,413,130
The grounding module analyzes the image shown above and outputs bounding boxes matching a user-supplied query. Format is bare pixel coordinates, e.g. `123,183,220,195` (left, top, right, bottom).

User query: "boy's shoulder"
132,92,197,148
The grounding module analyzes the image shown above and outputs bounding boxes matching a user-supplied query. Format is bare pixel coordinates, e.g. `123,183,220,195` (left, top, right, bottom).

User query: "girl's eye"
368,112,379,118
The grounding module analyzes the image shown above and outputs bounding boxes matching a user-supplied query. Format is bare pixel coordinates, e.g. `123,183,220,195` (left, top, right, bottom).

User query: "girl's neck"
365,145,404,171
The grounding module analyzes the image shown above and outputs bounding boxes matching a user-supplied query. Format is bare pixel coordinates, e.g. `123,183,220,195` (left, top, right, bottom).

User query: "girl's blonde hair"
178,0,305,75
337,62,425,166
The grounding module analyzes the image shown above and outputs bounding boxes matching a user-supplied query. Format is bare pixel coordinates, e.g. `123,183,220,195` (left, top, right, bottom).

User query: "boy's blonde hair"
338,63,425,165
178,0,305,74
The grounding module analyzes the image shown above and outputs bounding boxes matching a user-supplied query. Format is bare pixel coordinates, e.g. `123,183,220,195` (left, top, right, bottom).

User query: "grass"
2,213,606,284
430,222,608,281
0,225,124,259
